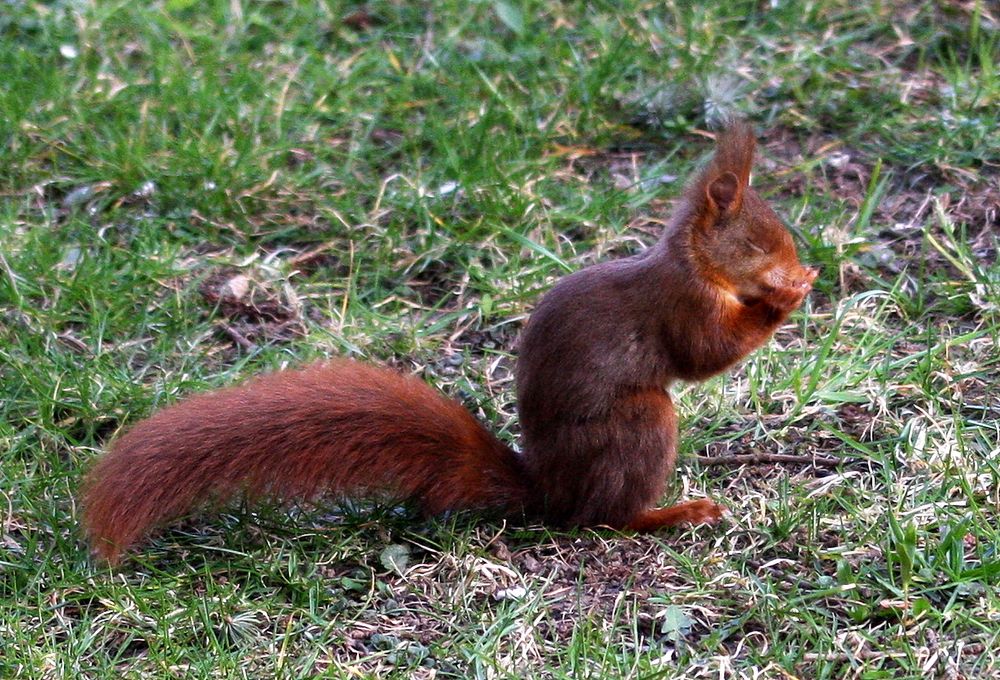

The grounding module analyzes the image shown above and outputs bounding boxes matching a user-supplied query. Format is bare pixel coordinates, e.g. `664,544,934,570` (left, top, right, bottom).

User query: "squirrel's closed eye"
744,239,767,254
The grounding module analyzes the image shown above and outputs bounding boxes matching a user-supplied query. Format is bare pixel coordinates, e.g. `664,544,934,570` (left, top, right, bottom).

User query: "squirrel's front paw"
764,276,813,312
765,285,807,312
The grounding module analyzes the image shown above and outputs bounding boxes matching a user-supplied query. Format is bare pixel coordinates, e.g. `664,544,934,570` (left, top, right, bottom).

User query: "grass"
1,0,998,677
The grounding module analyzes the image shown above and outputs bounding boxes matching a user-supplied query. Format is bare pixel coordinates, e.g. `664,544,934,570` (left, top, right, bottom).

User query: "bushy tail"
82,360,528,562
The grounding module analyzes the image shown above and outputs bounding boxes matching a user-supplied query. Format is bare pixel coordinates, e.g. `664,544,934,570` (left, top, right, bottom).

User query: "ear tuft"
684,120,756,224
707,171,740,213
713,120,755,187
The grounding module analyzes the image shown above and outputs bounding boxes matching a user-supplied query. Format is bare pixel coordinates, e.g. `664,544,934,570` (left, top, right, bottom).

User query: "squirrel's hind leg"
624,499,725,532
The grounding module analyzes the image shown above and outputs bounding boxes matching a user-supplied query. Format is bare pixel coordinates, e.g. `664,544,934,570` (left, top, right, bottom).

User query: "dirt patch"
450,324,519,358
199,267,307,351
498,534,699,642
318,529,719,675
759,124,998,229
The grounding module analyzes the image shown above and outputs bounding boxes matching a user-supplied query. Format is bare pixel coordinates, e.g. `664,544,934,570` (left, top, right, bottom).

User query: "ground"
1,1,998,678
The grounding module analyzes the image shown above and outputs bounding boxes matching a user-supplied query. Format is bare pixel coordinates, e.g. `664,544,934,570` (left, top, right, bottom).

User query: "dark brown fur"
82,122,816,562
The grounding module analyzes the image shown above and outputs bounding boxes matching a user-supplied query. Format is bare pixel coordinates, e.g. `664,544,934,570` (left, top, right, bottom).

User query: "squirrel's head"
687,122,817,304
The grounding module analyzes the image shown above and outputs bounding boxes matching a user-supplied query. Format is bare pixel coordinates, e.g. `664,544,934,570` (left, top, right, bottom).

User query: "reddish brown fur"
82,122,815,562
82,361,528,562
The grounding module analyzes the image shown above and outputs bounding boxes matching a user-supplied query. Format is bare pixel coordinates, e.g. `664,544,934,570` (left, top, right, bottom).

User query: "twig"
222,325,256,350
695,452,842,468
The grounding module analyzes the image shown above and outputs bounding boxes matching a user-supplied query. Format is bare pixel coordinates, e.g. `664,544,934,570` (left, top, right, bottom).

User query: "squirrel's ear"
699,121,754,216
706,171,741,214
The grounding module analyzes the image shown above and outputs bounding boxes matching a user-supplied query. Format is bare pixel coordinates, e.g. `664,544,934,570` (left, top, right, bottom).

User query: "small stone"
221,274,251,301
493,586,527,601
134,180,156,198
826,152,851,170
62,185,95,208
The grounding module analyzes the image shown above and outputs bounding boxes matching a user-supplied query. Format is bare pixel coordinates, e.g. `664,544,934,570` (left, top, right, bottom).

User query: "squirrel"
81,121,817,562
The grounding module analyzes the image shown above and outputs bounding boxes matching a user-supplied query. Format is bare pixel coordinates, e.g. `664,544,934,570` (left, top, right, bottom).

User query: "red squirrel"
82,122,817,562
